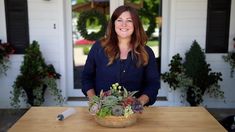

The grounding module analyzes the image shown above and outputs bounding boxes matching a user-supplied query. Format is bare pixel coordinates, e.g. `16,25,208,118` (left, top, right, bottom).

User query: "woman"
82,5,160,106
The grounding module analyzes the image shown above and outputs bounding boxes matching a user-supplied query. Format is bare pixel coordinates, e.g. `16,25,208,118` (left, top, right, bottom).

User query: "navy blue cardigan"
81,41,160,105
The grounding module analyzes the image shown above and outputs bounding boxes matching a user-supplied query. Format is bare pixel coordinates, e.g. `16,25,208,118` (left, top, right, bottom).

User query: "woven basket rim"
95,113,137,119
94,114,138,128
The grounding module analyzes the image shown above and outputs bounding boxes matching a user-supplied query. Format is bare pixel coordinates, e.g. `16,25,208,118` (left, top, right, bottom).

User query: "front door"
67,0,165,102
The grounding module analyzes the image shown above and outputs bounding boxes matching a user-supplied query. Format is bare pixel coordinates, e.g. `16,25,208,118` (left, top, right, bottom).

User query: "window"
5,0,29,54
206,0,231,53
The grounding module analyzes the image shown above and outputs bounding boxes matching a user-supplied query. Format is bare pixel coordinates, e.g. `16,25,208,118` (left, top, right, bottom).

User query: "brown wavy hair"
101,5,148,67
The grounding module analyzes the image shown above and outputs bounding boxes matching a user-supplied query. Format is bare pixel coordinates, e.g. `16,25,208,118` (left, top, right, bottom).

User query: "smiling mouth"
120,29,128,32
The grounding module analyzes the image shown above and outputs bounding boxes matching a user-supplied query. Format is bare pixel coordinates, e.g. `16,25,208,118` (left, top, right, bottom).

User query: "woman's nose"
121,21,127,26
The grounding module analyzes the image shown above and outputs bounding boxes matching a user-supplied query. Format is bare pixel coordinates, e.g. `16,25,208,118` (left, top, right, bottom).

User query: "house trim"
0,0,7,42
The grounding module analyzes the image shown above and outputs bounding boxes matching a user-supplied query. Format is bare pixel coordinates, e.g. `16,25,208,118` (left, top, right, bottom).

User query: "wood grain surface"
9,106,226,132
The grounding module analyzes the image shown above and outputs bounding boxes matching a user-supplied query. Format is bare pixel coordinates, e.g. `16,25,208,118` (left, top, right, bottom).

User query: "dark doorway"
206,0,231,53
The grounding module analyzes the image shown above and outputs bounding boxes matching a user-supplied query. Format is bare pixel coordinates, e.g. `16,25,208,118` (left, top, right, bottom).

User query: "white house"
0,0,235,108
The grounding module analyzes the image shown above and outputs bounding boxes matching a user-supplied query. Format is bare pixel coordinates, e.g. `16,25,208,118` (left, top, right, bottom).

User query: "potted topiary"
162,40,224,106
10,41,64,108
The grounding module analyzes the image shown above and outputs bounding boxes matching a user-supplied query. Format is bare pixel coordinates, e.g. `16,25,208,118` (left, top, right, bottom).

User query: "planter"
94,114,137,128
23,85,47,106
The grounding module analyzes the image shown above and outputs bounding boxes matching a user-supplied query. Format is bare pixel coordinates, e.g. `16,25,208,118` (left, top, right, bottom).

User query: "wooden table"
9,107,226,132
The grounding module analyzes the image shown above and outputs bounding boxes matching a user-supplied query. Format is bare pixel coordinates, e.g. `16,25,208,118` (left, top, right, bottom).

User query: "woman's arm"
81,41,99,96
141,46,160,105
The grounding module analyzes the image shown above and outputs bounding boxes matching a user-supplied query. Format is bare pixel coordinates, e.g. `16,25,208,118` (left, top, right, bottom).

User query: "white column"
0,0,7,42
229,0,235,50
109,0,124,16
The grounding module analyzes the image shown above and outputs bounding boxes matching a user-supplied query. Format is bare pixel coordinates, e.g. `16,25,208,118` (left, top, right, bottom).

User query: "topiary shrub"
10,41,64,108
162,40,224,106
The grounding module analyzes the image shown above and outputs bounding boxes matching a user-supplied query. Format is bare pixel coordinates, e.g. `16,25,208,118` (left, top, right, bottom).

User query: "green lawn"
74,44,91,48
147,40,159,47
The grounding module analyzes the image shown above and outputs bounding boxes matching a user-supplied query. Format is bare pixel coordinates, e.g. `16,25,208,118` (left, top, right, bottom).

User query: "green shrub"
162,40,224,106
10,41,64,108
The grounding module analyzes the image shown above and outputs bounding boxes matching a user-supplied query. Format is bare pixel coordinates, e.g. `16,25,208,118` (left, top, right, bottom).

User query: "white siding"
174,0,207,56
1,0,235,108
162,0,235,108
0,0,66,108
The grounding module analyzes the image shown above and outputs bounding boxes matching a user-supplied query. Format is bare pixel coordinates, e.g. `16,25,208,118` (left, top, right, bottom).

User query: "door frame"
64,0,83,96
65,0,167,99
65,0,124,97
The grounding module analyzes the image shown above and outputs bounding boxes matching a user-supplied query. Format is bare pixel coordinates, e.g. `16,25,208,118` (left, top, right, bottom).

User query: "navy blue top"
81,41,160,105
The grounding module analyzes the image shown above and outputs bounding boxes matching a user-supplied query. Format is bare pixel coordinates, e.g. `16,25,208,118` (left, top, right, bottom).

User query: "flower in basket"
0,42,15,75
88,83,143,118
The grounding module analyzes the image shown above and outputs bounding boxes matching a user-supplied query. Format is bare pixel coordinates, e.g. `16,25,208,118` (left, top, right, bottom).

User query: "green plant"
162,40,224,106
77,9,107,40
223,51,235,77
0,42,14,75
161,54,192,90
138,8,156,38
10,41,64,108
89,83,143,118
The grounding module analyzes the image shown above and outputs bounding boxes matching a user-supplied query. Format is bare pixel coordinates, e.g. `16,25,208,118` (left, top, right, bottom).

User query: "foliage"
75,0,88,4
142,0,160,17
10,41,64,108
89,83,143,118
184,41,224,105
162,40,224,106
126,0,160,17
0,42,14,75
138,8,156,38
162,54,192,90
77,9,107,41
223,51,235,78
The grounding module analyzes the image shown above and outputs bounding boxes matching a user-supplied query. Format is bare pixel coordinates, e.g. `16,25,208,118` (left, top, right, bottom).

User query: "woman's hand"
138,94,149,106
87,89,96,101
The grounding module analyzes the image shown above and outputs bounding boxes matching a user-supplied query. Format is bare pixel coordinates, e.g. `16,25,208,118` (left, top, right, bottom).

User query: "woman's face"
115,11,134,40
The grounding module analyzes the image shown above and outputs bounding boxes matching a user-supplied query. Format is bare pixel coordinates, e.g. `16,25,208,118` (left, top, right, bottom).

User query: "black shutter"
206,0,231,53
5,0,29,54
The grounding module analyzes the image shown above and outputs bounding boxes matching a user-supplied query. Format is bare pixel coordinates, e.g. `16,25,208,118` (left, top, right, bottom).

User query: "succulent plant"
102,96,119,107
89,83,143,118
112,105,124,116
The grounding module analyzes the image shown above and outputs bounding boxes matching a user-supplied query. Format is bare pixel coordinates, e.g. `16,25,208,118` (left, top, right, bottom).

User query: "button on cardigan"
81,41,160,105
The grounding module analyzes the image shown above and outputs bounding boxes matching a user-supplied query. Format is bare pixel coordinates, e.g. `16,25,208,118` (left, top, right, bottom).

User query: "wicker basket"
94,114,137,128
